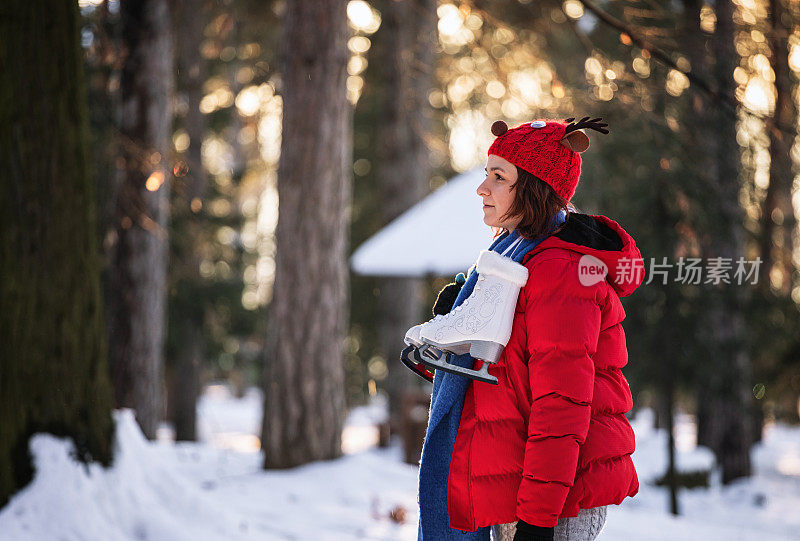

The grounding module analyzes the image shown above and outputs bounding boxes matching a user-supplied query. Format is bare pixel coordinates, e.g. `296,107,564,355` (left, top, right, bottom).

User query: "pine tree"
261,0,351,467
370,0,438,449
168,0,209,442
0,0,114,506
681,0,755,483
760,0,798,296
106,0,174,439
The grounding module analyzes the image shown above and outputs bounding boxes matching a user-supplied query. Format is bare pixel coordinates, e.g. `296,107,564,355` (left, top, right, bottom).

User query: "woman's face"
478,154,520,231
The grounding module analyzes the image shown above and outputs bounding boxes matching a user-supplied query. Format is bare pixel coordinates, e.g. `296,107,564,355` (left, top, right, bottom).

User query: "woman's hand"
432,272,466,315
513,519,554,541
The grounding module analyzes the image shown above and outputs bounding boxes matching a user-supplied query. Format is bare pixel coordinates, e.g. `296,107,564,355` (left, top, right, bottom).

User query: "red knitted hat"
487,116,608,201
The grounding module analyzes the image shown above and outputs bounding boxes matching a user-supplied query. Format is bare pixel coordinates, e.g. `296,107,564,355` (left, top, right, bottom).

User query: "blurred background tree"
351,0,440,441
104,0,174,440
260,0,352,467
166,0,278,441
81,0,277,442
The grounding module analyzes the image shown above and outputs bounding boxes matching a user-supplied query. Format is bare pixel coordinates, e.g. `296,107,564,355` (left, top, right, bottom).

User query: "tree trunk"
663,383,680,515
107,0,174,439
261,0,351,468
172,319,202,441
759,0,798,296
372,0,438,440
178,0,208,206
709,0,755,484
654,134,681,512
168,0,208,442
683,0,754,483
0,0,114,505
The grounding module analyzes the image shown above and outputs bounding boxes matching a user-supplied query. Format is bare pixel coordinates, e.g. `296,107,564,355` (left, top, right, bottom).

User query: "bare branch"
574,0,796,137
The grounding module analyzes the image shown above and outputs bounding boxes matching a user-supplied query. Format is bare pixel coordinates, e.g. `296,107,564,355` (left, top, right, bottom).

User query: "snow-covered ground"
1,384,799,540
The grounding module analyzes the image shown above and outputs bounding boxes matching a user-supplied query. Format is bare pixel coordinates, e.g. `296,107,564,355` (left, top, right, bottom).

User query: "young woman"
410,118,644,541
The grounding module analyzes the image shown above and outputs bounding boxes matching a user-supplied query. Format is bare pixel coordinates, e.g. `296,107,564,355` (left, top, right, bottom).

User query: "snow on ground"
1,383,799,540
619,409,800,540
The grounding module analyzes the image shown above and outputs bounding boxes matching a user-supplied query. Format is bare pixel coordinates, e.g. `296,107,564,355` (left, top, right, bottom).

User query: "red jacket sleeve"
515,254,602,527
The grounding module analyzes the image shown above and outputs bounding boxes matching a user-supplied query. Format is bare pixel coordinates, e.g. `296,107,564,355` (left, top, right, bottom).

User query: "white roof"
350,166,496,277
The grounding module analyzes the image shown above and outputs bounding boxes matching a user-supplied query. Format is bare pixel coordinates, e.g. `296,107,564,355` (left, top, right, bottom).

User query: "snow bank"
0,401,418,540
0,409,248,541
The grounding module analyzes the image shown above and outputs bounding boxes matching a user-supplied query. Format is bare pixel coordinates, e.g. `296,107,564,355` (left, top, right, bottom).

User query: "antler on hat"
563,116,609,134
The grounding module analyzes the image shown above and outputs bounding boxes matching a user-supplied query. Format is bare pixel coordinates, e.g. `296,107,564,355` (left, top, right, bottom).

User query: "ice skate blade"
411,346,498,385
418,338,504,364
400,345,434,382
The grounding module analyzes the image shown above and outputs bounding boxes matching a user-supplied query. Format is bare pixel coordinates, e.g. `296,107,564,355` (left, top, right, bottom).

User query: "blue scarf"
417,209,567,540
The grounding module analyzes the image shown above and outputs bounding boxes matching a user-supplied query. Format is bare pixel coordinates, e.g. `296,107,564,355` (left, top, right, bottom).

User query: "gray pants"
490,506,608,541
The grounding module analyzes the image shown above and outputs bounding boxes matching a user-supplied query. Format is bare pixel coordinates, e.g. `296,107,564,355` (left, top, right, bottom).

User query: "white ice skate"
404,250,529,385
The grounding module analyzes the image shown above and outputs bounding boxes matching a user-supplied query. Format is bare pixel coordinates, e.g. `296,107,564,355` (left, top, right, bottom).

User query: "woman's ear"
560,130,590,152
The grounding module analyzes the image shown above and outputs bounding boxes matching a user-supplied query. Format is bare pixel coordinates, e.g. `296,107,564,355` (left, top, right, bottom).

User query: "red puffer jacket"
447,213,644,531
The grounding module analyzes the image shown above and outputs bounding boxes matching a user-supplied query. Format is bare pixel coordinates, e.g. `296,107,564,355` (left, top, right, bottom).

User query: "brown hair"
492,165,577,239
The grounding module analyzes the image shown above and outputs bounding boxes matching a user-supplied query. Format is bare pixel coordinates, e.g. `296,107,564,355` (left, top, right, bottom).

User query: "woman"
410,118,644,541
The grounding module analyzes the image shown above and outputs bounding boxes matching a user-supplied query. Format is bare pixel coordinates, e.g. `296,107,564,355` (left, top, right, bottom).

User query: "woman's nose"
477,180,489,197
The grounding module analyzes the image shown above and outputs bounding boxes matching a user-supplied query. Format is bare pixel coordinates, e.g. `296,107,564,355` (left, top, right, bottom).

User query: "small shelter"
350,167,494,277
